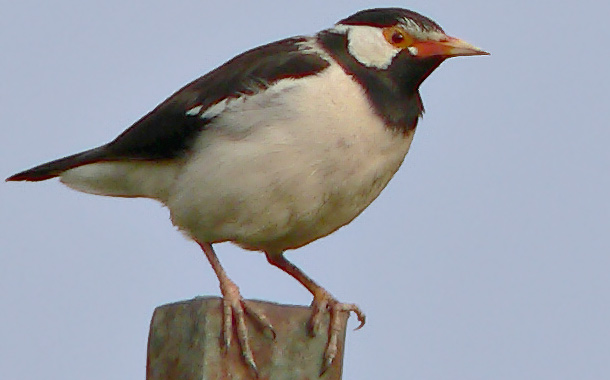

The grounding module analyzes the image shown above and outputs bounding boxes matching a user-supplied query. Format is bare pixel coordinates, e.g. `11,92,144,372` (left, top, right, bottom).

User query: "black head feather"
338,8,444,33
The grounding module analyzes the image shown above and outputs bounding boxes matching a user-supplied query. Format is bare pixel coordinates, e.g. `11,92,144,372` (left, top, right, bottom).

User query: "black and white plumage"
7,8,487,375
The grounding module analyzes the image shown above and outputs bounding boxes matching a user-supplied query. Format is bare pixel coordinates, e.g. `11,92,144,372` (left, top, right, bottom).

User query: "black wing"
8,37,330,181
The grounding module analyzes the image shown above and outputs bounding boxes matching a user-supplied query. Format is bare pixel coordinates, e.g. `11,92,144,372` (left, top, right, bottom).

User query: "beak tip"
447,39,490,57
411,37,489,58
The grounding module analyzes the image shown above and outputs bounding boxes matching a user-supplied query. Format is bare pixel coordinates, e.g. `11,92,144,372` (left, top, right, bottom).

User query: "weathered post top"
147,297,349,380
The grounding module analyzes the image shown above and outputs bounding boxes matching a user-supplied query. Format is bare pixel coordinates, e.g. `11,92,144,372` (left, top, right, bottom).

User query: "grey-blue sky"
2,1,609,379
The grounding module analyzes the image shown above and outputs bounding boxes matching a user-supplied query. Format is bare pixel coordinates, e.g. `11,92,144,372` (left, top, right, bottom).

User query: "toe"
309,295,367,375
221,298,234,349
218,279,274,377
233,304,259,377
337,302,366,330
308,288,334,336
243,301,276,340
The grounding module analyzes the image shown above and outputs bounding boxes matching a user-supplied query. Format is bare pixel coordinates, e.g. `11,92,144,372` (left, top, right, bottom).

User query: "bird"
7,7,487,376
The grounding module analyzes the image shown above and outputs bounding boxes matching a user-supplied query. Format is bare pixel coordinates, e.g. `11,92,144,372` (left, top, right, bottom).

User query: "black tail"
6,147,106,182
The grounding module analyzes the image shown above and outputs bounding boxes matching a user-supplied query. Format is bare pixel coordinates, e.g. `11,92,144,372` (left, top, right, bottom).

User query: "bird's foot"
219,278,275,377
308,288,366,374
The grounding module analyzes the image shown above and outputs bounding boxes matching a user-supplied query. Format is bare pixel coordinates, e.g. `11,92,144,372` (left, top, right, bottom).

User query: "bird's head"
329,8,488,71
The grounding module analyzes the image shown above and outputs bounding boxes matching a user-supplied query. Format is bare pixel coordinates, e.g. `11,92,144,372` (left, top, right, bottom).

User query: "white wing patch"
199,98,230,120
187,77,302,124
295,37,333,62
185,99,231,120
185,105,203,116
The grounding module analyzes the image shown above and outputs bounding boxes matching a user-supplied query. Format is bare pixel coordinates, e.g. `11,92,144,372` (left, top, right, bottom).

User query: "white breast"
167,63,415,252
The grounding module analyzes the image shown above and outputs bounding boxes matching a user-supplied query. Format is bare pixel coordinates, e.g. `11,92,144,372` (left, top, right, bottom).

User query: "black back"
7,37,330,181
105,37,330,160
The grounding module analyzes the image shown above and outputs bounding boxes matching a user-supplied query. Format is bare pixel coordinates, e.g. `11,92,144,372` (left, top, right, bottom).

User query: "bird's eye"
392,32,404,44
383,26,414,49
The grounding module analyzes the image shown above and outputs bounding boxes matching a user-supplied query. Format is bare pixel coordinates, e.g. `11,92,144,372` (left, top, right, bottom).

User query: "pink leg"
265,252,365,374
199,242,274,377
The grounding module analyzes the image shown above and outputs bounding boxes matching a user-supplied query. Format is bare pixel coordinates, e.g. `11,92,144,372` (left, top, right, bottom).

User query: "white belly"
167,64,415,252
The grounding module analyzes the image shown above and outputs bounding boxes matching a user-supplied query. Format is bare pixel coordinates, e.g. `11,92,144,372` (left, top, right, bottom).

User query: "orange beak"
411,36,489,58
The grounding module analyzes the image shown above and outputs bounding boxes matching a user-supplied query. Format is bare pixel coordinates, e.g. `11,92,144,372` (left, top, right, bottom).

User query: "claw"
347,303,366,330
320,350,334,376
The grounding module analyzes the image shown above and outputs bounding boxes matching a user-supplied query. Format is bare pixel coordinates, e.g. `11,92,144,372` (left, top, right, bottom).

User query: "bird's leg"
199,242,274,377
265,252,366,373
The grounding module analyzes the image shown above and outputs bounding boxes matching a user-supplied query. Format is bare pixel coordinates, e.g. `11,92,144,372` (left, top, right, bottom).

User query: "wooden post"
146,297,349,380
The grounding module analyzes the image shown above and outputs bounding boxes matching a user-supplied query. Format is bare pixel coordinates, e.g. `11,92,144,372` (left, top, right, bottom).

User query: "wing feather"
8,37,330,182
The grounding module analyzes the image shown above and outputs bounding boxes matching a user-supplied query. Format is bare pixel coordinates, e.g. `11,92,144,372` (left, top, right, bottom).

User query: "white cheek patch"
334,24,400,69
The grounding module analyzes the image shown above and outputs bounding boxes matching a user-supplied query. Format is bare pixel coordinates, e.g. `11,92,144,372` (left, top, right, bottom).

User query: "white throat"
332,24,400,69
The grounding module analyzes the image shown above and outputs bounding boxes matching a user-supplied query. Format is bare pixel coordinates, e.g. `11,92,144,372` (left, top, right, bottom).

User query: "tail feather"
6,148,106,182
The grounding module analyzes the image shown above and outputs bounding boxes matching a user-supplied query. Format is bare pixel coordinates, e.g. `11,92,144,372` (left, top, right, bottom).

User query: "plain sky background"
2,1,609,379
